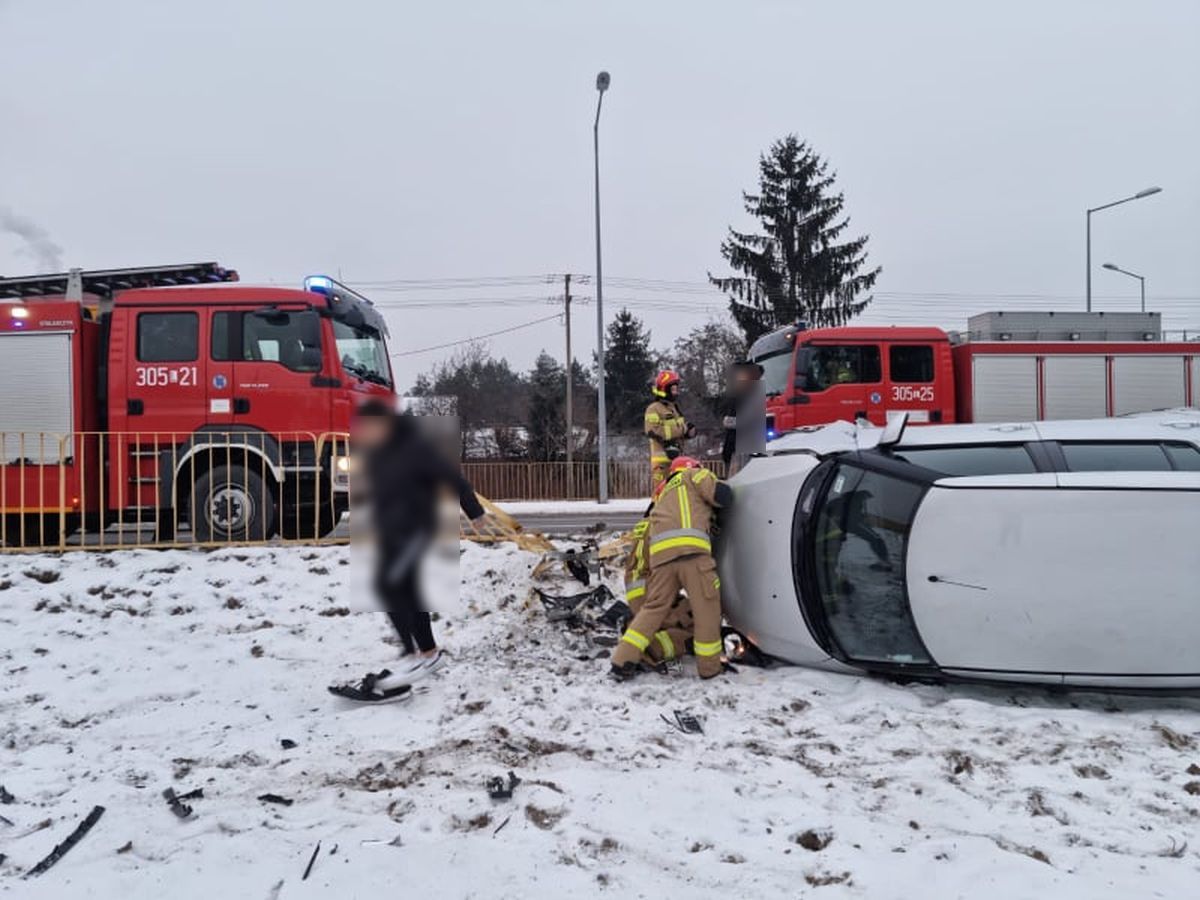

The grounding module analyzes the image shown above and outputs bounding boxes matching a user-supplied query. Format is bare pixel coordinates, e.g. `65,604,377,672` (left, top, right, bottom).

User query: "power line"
390,312,563,357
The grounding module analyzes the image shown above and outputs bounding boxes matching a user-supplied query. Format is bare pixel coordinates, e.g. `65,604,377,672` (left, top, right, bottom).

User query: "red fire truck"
749,311,1198,436
0,263,395,546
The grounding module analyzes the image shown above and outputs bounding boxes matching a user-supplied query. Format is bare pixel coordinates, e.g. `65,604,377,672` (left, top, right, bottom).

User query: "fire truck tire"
189,465,276,543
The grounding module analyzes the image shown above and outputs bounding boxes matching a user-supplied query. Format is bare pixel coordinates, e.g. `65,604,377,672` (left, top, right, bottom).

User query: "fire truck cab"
0,264,394,546
750,311,1198,435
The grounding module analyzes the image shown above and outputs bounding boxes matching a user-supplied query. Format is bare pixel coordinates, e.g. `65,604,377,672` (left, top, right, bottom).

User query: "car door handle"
788,394,810,405
233,398,251,414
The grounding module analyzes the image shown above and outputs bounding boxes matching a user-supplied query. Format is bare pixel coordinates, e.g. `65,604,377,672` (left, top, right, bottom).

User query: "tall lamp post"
1102,262,1146,313
1086,186,1161,312
593,70,610,503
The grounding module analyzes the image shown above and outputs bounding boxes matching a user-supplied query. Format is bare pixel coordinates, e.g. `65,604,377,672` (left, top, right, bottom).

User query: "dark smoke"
0,206,64,274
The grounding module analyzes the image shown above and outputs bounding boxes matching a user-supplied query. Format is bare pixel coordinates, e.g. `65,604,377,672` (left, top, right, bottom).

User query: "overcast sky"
2,0,1197,388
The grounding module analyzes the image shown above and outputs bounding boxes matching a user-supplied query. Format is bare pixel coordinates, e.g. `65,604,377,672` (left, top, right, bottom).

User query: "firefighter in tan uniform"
624,504,694,666
644,370,695,488
612,457,732,680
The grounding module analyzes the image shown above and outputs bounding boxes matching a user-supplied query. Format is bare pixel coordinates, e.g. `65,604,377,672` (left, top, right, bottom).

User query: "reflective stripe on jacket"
647,467,724,566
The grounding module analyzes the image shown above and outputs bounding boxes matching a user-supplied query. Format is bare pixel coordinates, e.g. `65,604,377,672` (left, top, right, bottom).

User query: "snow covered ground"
2,542,1199,899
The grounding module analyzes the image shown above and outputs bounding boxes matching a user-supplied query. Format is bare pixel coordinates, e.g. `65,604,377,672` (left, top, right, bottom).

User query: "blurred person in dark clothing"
721,362,765,472
331,400,487,703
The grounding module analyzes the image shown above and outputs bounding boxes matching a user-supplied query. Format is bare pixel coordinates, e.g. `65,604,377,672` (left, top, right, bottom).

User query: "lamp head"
596,71,610,93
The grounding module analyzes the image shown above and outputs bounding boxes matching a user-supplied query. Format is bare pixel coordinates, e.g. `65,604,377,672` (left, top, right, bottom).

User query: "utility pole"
563,273,574,497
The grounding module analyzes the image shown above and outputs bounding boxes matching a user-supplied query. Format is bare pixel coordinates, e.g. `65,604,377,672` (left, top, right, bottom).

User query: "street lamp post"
593,70,610,503
1102,262,1146,313
1086,186,1161,312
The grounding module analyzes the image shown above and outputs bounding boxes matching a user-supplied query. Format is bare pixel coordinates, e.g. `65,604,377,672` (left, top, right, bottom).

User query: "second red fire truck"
749,311,1198,436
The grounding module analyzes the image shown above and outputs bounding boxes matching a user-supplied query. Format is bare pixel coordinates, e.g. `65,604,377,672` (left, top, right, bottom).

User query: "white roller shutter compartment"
0,332,75,464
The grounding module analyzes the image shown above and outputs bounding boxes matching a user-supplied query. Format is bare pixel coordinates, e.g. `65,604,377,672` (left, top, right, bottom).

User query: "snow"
2,543,1199,899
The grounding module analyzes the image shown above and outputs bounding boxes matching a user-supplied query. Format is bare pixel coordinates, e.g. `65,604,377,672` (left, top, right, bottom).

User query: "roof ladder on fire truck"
0,262,239,301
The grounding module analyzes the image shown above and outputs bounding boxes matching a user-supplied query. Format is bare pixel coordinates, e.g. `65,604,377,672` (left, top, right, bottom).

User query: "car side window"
892,444,1037,476
137,312,198,362
889,345,935,383
241,310,322,373
804,345,882,392
1060,442,1171,472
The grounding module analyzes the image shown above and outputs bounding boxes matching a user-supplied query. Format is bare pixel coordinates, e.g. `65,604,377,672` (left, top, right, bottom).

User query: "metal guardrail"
1,430,350,553
1,431,721,551
462,460,728,501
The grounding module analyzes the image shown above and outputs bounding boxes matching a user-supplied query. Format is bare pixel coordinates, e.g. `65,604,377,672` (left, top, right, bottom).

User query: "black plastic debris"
486,771,521,801
563,549,591,586
301,841,321,880
258,793,294,807
595,600,632,631
281,739,298,750
25,805,105,878
534,585,613,626
0,786,14,804
661,710,704,735
162,788,195,819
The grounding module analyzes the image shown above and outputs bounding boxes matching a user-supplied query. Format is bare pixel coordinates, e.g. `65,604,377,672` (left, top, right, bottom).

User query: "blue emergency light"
303,275,334,295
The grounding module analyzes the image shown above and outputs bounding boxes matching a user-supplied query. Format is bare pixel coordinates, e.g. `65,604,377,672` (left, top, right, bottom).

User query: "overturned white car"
718,410,1200,690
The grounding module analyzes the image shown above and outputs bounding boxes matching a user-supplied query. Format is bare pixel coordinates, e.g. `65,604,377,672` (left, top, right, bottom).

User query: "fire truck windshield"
333,319,393,388
755,351,793,398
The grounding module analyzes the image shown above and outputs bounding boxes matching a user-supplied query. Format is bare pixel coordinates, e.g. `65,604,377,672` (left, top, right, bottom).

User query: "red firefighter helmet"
652,370,681,399
669,455,700,474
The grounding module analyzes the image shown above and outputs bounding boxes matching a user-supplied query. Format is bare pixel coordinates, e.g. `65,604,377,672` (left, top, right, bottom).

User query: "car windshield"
810,463,931,665
333,320,392,388
755,350,793,397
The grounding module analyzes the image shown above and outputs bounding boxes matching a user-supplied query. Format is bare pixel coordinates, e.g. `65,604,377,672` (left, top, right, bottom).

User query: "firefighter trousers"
628,589,694,664
613,554,723,678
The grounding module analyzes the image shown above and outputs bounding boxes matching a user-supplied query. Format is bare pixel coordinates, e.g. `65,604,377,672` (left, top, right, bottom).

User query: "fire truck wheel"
190,465,276,543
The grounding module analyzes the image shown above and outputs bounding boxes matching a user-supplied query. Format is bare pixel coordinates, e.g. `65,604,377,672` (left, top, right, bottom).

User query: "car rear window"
892,444,1037,476
1060,442,1171,472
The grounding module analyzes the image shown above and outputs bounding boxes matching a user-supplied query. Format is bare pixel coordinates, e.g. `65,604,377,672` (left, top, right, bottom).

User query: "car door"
905,474,1200,683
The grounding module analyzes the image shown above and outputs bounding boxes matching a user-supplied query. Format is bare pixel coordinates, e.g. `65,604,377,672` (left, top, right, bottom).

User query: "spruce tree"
602,308,656,432
710,135,880,342
527,352,567,461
